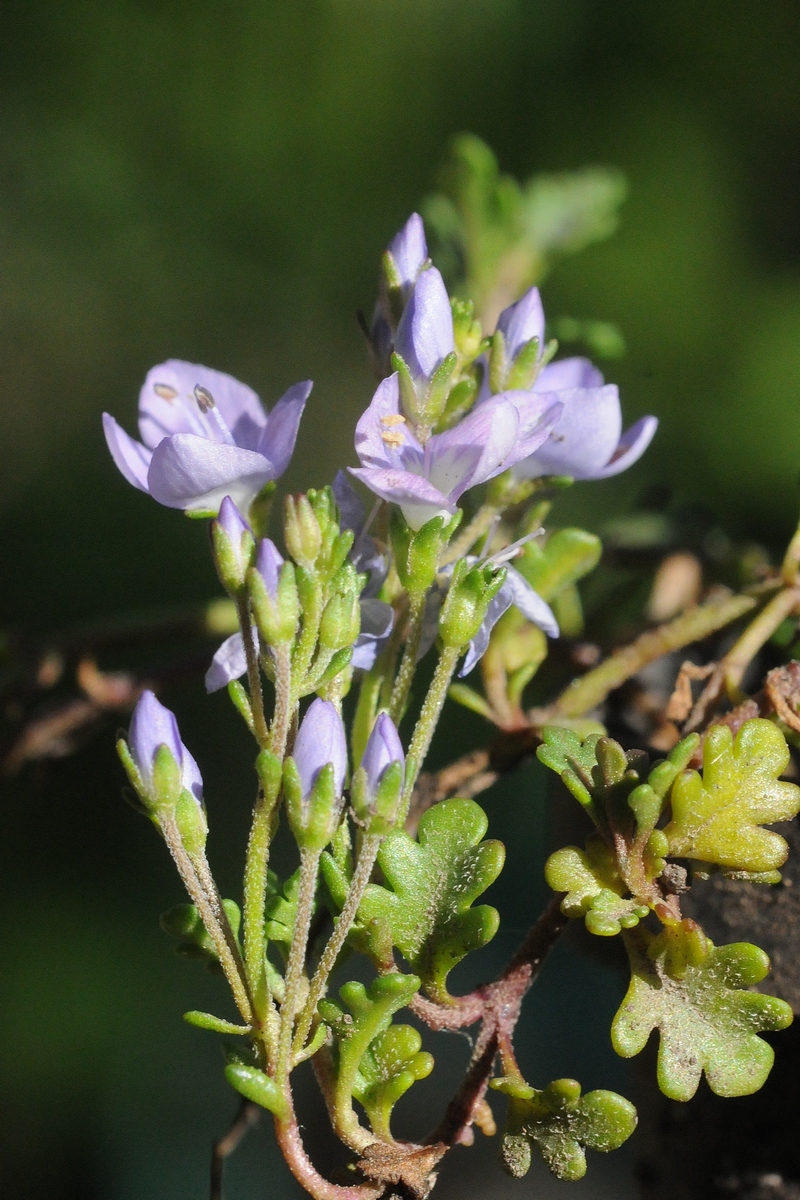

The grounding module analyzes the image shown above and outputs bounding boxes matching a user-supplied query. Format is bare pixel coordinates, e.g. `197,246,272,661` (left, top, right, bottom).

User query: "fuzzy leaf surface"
357,797,504,1001
612,924,793,1101
353,1024,434,1140
663,719,800,873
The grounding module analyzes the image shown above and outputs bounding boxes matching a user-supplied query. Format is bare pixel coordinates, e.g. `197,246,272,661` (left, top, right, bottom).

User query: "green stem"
242,784,280,1034
237,595,269,747
291,581,324,705
550,591,757,719
351,665,384,767
401,644,462,814
723,586,800,696
276,848,320,1083
268,642,293,758
293,833,382,1057
389,591,427,724
160,815,254,1025
782,514,800,585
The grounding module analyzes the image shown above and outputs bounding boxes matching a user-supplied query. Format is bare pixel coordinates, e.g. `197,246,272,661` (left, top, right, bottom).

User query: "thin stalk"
237,596,269,747
550,591,757,719
389,591,427,724
268,642,293,757
351,665,384,767
723,586,800,696
782,515,800,585
276,848,321,1083
441,502,502,566
242,787,280,1039
274,1108,382,1200
291,582,324,704
293,833,382,1057
401,644,462,814
160,815,253,1024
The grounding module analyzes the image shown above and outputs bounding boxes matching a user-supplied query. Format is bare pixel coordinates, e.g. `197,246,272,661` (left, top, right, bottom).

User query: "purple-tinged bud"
395,267,455,386
352,712,405,834
118,690,204,818
212,496,255,594
387,213,428,295
248,537,299,648
283,699,347,851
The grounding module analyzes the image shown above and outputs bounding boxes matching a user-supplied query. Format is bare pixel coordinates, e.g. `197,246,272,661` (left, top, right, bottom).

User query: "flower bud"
390,509,456,595
451,298,484,362
248,539,300,647
118,690,204,818
283,699,347,852
284,493,322,568
351,712,405,834
438,560,507,649
319,591,361,653
212,496,255,595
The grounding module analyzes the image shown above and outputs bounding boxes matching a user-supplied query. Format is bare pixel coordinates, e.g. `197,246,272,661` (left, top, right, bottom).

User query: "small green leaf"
357,798,504,1001
160,899,241,968
537,727,601,810
224,1063,290,1121
612,924,793,1101
492,1075,637,1181
545,839,648,936
184,1011,250,1035
663,719,800,873
353,1024,434,1140
265,868,319,953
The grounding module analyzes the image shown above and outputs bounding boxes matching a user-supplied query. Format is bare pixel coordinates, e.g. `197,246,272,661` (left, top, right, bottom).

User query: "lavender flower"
292,698,348,801
350,373,561,530
125,689,203,806
387,213,428,297
103,360,311,515
352,711,405,831
372,213,430,367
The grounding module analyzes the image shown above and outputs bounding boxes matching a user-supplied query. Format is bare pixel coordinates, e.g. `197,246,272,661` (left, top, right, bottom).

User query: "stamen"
194,384,216,413
486,527,545,567
381,430,405,448
154,383,178,401
380,414,406,426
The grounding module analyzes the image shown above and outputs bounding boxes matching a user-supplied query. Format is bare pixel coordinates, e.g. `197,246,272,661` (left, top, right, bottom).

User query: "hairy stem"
269,642,293,757
276,847,320,1083
549,591,757,719
274,1107,382,1200
402,644,462,814
389,591,427,724
242,782,281,1039
293,833,382,1056
160,814,254,1024
722,586,800,696
237,596,269,747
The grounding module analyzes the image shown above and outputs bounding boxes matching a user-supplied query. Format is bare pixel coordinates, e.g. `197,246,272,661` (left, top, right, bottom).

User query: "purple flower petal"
259,380,312,475
349,465,456,531
138,360,267,452
147,434,275,513
351,599,394,670
361,711,404,792
388,213,428,292
103,414,152,493
505,566,560,638
589,415,659,479
181,745,205,805
293,698,347,800
333,469,366,534
255,537,284,599
513,386,623,480
205,632,248,694
497,287,545,360
128,690,183,787
429,399,520,499
535,356,604,392
354,374,424,472
460,588,512,677
395,267,454,382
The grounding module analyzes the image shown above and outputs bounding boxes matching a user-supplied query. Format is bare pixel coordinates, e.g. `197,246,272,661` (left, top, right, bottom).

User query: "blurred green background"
2,1,800,1197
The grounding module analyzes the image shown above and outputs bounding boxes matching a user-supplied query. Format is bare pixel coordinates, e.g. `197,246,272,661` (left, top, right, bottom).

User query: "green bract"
612,924,793,1101
663,719,800,874
492,1075,637,1182
357,798,505,1001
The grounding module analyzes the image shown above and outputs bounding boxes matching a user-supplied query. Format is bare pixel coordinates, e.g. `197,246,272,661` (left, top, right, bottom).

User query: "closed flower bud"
284,493,322,568
118,690,204,818
212,496,255,595
439,560,507,649
248,538,300,647
390,510,455,595
319,591,361,653
283,699,347,852
351,712,405,834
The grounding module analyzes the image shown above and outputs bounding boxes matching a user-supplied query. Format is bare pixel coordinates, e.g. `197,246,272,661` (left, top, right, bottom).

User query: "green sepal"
283,758,341,852
438,559,507,649
284,493,322,569
515,528,602,603
353,1023,434,1140
505,335,541,391
116,737,145,797
422,350,458,427
211,514,254,596
319,591,360,653
183,1010,251,1035
612,924,793,1101
151,742,182,812
435,376,477,431
255,749,283,805
174,789,208,856
224,1063,290,1121
451,297,483,361
663,719,800,873
227,680,254,732
488,328,508,394
493,1075,637,1181
390,509,451,595
391,352,423,424
357,797,504,1002
249,560,300,647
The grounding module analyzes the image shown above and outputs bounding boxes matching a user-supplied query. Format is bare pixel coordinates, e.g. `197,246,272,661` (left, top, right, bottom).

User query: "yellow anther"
381,431,405,448
154,383,178,401
380,414,406,426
